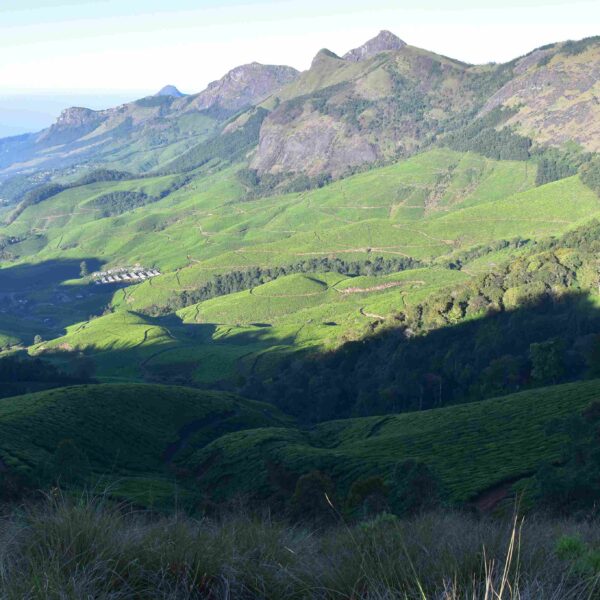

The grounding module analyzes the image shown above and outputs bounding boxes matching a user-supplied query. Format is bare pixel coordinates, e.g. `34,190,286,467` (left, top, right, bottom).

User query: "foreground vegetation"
0,492,598,599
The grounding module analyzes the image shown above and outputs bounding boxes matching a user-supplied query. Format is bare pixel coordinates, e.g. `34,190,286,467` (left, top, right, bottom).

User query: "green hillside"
2,145,596,385
186,379,600,504
0,384,288,497
0,379,597,509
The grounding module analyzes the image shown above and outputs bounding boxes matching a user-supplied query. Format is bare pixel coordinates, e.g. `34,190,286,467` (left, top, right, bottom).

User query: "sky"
0,0,598,134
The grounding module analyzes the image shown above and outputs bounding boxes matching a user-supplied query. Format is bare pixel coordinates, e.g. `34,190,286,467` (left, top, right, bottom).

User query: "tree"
535,401,600,515
346,476,389,519
389,459,444,516
530,338,565,384
79,261,89,277
33,334,42,345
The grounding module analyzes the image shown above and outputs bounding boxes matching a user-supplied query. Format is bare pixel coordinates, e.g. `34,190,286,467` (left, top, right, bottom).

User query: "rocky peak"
343,30,407,62
55,107,100,128
155,85,185,98
186,63,299,112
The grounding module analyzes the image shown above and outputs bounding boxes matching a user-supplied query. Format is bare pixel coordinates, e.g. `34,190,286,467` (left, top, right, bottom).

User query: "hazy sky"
0,0,598,96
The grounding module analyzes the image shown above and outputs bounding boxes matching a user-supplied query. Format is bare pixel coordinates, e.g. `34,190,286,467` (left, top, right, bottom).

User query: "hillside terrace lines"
248,287,328,299
392,224,455,246
359,307,387,319
445,217,572,224
230,245,435,257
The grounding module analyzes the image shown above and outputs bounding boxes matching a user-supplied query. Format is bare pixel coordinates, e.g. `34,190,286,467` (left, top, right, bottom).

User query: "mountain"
1,34,599,188
182,62,299,114
1,30,600,528
155,85,185,97
343,30,407,61
479,37,600,152
0,62,299,187
251,35,600,177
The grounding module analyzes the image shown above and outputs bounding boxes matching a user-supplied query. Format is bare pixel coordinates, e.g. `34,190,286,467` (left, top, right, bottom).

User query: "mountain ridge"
0,32,598,190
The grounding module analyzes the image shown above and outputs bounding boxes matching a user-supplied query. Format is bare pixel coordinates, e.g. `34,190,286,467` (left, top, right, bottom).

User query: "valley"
0,29,599,595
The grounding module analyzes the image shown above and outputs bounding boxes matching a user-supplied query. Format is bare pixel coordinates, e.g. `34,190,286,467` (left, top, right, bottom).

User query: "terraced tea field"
2,147,599,387
186,379,600,504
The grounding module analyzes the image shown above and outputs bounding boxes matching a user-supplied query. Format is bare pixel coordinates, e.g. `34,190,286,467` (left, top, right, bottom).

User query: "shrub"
289,470,337,523
346,476,390,519
389,460,445,516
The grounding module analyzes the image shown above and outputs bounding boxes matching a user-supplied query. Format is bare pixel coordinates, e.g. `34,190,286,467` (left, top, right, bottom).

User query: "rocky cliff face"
480,38,600,152
343,30,407,62
251,34,600,177
250,36,476,176
54,107,100,128
1,32,599,182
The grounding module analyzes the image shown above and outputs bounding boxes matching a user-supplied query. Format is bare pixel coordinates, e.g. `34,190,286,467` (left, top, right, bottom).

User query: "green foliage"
534,146,592,186
346,475,390,519
555,535,600,577
262,221,600,420
163,108,268,173
289,470,336,522
0,384,287,486
580,156,600,195
236,168,333,199
189,380,600,504
389,460,444,516
444,108,532,161
145,256,423,315
535,400,600,515
37,438,90,485
88,190,151,217
530,339,565,384
75,169,133,186
561,36,600,56
5,183,66,225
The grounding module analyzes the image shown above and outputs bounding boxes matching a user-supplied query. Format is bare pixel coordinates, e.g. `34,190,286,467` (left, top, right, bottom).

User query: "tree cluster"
251,221,600,422
141,256,424,315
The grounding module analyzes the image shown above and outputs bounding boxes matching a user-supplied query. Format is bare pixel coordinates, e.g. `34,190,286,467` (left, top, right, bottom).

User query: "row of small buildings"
94,269,161,285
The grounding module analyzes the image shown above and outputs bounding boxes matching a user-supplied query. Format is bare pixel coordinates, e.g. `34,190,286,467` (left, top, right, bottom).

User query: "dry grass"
0,492,597,599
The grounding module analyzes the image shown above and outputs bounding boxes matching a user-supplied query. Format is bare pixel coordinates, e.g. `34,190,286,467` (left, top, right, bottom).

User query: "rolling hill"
0,30,600,515
0,379,597,509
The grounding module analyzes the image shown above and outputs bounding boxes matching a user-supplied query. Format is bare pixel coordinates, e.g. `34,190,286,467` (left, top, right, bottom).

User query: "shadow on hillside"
0,258,104,292
0,257,117,344
252,290,600,422
13,281,600,424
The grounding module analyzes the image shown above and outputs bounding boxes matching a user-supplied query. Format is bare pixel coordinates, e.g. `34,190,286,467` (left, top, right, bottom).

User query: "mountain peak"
155,85,185,98
185,63,299,113
311,48,342,68
343,30,407,62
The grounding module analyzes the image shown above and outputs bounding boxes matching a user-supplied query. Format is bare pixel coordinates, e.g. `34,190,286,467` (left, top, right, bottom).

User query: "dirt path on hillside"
337,280,424,295
472,476,529,513
393,224,455,246
359,307,386,320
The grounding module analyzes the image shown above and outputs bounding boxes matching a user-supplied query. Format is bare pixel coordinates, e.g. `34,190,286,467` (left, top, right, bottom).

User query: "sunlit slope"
185,379,600,503
37,268,468,383
4,149,536,274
